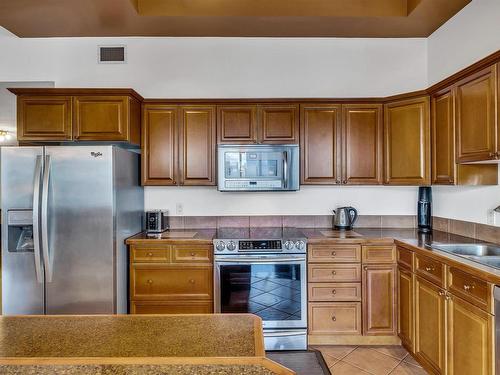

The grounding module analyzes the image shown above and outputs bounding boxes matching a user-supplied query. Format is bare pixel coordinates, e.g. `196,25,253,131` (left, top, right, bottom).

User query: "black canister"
417,187,432,233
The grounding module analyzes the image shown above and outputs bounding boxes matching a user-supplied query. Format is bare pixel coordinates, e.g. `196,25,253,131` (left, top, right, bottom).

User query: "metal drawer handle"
331,252,336,256
425,266,435,272
331,289,336,294
331,316,336,322
463,284,474,291
332,271,337,275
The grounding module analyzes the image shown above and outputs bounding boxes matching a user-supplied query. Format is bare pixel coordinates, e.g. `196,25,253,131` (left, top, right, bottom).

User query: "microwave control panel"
224,180,282,189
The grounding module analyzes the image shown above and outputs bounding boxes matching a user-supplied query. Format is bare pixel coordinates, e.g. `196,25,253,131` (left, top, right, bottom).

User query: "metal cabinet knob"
147,279,153,284
364,266,368,271
425,266,435,272
331,251,336,256
331,289,337,295
190,252,196,257
445,294,452,301
463,284,474,291
332,271,337,275
189,279,195,284
147,252,153,257
331,316,336,322
438,290,445,296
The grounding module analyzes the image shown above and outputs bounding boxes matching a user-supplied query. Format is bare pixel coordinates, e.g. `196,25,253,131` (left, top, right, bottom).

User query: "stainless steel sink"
431,244,500,257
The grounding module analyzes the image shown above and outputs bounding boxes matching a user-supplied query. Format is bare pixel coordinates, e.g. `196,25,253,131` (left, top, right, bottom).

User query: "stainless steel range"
213,227,307,350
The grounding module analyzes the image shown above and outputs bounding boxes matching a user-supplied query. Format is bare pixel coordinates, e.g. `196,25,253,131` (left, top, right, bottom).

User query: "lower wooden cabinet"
129,243,213,314
362,264,396,335
397,267,414,351
308,302,362,335
447,294,494,375
415,275,447,375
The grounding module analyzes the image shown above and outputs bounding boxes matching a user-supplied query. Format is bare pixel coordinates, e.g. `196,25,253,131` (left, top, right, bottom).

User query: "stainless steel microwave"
217,144,299,191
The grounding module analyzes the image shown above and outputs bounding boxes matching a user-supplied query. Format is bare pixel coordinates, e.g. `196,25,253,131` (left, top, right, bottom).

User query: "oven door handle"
215,257,305,263
283,151,288,189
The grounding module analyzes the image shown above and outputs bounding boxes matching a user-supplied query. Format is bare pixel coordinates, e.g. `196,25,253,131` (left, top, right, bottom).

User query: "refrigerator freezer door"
44,146,115,314
1,147,45,315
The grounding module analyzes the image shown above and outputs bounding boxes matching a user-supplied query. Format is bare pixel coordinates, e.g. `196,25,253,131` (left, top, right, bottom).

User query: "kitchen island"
0,314,294,374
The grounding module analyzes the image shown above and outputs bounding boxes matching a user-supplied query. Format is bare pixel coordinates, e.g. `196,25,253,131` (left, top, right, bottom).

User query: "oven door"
214,254,307,330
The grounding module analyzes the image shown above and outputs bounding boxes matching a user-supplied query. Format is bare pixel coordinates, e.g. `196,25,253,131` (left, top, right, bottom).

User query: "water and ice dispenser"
7,210,35,252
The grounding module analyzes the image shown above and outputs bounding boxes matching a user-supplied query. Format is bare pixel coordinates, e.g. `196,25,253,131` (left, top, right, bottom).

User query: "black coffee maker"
417,187,432,233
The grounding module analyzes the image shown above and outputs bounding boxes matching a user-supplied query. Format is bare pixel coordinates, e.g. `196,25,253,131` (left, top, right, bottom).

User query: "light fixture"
0,130,11,142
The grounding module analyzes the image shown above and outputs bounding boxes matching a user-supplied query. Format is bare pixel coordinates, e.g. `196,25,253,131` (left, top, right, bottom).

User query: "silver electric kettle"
333,207,358,230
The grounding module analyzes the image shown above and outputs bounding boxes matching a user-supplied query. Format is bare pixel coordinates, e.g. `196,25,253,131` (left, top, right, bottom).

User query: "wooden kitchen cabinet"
300,104,341,184
142,104,216,186
447,294,494,375
12,89,141,144
17,95,73,141
384,96,431,185
397,267,414,352
178,106,216,185
415,275,447,375
362,264,396,336
342,104,383,185
308,302,362,335
455,65,498,163
217,104,298,144
142,105,178,185
432,87,498,185
129,243,213,314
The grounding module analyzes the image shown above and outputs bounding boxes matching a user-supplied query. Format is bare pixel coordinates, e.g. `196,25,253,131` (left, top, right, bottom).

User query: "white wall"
0,29,427,216
428,0,500,84
428,0,500,225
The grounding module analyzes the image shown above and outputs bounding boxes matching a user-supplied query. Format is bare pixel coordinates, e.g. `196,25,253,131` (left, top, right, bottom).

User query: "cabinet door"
308,302,362,335
415,276,447,375
17,96,73,141
142,105,178,185
447,294,494,375
432,88,455,184
456,66,497,163
300,104,341,184
73,96,129,141
384,97,430,185
362,264,396,335
342,104,383,185
217,105,257,143
179,106,216,186
259,105,299,144
397,267,414,351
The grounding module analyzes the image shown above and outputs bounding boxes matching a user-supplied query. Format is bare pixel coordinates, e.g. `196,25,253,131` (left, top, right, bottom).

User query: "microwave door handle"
32,155,43,283
283,151,288,189
41,154,53,282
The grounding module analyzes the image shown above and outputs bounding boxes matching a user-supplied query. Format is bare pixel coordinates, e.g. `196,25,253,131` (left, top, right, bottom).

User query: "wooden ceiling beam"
134,0,409,18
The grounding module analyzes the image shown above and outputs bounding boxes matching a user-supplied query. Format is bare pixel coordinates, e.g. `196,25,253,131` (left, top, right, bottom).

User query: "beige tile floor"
311,345,429,375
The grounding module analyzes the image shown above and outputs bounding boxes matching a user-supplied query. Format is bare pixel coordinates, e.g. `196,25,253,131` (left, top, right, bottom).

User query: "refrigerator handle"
32,155,43,283
41,154,53,282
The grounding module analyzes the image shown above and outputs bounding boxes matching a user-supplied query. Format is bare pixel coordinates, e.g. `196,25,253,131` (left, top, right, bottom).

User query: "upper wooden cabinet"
217,104,299,144
142,104,216,186
179,106,216,185
300,104,341,184
431,87,498,185
342,104,383,185
12,89,142,145
384,96,431,185
142,105,178,185
17,96,73,141
455,65,498,163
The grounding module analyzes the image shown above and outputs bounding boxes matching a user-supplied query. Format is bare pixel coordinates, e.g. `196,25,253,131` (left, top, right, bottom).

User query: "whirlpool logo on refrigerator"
90,152,103,158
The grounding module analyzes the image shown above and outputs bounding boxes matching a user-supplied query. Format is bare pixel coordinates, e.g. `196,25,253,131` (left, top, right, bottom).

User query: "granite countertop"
0,314,262,358
126,229,216,244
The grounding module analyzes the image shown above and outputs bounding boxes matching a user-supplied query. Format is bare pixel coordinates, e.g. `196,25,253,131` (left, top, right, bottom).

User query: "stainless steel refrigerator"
1,145,143,315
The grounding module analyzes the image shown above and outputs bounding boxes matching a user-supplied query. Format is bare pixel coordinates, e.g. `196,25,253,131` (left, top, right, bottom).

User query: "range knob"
227,241,237,251
295,240,306,251
215,241,226,251
284,240,295,250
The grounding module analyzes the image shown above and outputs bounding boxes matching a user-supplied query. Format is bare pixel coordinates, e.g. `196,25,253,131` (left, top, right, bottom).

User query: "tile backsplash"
167,215,417,230
433,217,500,244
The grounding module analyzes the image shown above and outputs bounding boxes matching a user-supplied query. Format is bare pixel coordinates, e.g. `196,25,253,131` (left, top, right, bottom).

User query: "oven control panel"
213,239,306,254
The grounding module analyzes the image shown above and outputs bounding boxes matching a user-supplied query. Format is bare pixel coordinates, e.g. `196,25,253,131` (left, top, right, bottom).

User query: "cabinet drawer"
131,300,213,314
415,253,445,288
308,283,361,302
171,245,212,263
448,267,492,313
397,247,414,271
308,302,361,335
362,246,396,264
308,245,361,263
131,247,170,263
131,265,212,300
308,264,361,283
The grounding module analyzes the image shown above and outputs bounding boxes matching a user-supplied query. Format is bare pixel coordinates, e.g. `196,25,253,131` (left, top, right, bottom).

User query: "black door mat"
266,349,331,375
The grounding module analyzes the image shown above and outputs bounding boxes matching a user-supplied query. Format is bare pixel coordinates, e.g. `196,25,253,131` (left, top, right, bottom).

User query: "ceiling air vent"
98,45,126,64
